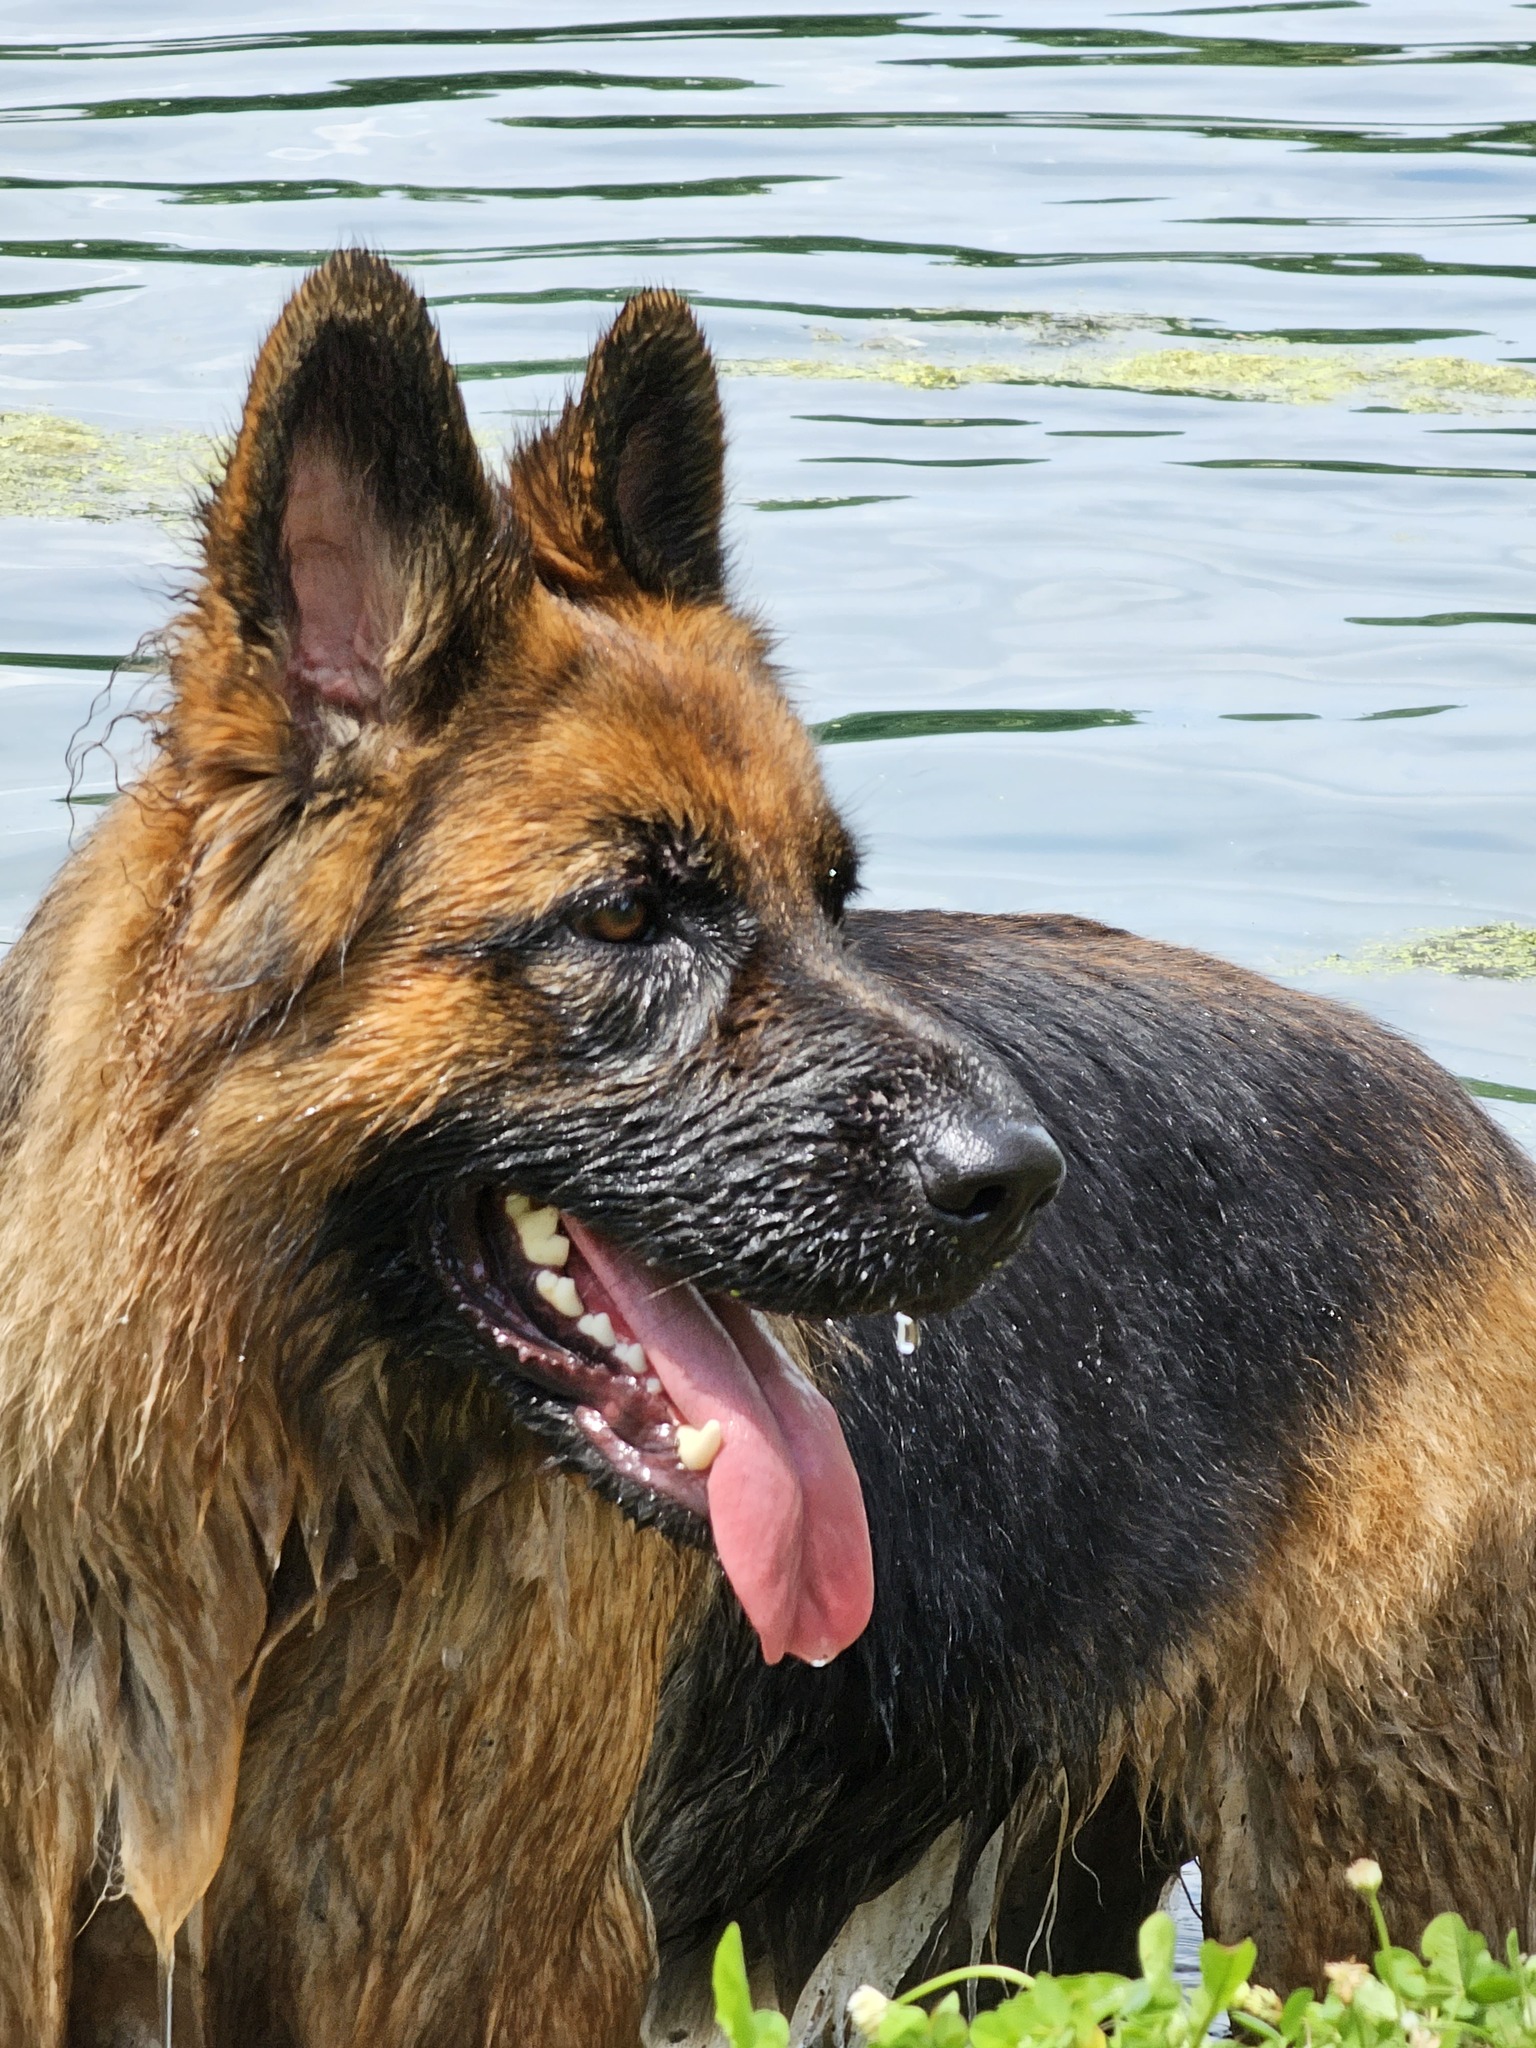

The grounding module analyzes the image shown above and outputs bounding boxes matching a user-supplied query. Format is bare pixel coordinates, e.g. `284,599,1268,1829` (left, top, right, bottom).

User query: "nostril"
951,1180,1007,1224
919,1114,1064,1228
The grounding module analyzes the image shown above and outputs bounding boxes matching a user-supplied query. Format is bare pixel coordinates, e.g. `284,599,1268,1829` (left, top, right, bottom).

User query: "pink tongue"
563,1221,874,1666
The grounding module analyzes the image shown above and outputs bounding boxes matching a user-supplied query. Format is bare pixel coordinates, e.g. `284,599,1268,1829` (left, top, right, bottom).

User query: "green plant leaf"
713,1925,758,2048
1278,1987,1315,2042
1376,1944,1429,2001
1200,1939,1258,2010
1138,1914,1178,1987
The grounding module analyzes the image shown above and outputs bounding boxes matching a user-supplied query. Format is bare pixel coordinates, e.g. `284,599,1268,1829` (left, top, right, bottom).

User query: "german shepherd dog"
1,255,1063,2044
10,254,1536,2045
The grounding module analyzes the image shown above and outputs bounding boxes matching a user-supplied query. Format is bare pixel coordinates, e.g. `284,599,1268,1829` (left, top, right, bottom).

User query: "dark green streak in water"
494,109,1536,162
1188,461,1536,480
11,230,1531,289
1349,612,1536,628
0,17,1029,63
1461,1077,1536,1106
455,358,588,381
0,172,825,209
795,414,1032,427
1356,703,1463,719
811,707,1138,743
0,650,125,672
892,31,1534,71
0,282,131,311
752,494,908,511
5,68,756,126
804,455,1046,468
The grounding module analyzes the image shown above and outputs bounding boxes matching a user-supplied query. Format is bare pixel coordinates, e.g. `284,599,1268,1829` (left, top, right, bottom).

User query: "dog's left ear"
512,290,726,605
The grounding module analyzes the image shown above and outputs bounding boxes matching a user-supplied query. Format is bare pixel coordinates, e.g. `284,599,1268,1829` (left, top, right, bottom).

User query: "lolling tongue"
563,1219,874,1666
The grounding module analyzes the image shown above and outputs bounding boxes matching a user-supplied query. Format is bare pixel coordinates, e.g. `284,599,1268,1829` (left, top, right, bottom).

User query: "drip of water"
159,1947,173,2048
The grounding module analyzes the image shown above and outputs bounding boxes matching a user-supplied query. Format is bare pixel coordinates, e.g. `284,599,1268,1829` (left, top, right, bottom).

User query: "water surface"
2,0,1535,1138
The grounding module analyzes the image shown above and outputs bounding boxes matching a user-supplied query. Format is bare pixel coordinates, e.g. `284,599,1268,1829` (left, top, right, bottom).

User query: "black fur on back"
637,908,1535,1994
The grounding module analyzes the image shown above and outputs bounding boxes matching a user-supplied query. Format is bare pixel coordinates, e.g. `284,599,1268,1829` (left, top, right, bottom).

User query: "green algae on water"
0,412,216,523
723,345,1536,412
1322,924,1536,981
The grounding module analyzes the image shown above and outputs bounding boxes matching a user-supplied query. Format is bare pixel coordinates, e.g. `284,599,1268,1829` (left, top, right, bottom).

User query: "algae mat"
6,334,1536,524
1314,925,1536,982
723,340,1536,410
0,413,214,524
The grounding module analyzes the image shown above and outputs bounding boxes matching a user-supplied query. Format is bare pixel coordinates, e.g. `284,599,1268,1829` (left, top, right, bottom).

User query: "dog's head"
151,252,1061,1664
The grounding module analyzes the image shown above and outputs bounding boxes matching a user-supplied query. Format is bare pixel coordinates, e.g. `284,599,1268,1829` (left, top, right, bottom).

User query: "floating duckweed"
6,340,1535,527
1323,924,1536,981
724,346,1536,411
0,411,216,523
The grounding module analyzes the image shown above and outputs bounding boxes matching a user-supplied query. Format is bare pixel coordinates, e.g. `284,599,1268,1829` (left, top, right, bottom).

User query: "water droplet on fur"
894,1312,921,1355
441,1644,464,1672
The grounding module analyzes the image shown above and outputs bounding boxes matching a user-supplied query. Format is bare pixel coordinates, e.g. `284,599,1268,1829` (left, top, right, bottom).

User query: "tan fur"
1103,1238,1536,1984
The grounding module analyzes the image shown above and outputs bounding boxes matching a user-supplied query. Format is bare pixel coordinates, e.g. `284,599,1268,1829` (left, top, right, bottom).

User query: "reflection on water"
1,0,1535,1142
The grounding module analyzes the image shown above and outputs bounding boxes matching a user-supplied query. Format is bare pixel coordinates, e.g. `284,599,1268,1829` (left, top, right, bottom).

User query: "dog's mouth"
431,1187,874,1667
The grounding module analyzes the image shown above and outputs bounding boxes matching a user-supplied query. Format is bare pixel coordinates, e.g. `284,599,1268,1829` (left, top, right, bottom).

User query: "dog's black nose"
918,1112,1064,1232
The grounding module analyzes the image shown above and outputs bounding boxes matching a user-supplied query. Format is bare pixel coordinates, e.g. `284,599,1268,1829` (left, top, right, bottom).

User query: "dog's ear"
512,290,725,605
166,255,526,1021
190,249,520,753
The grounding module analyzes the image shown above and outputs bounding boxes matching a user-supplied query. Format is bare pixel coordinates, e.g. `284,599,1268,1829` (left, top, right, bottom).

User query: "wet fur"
2,258,1046,2043
641,912,1536,2019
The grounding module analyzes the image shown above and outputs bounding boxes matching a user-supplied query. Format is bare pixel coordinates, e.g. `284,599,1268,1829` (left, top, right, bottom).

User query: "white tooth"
676,1419,724,1473
644,1374,662,1394
550,1275,583,1319
504,1193,532,1219
535,1269,562,1306
578,1311,616,1349
614,1340,647,1374
515,1204,569,1267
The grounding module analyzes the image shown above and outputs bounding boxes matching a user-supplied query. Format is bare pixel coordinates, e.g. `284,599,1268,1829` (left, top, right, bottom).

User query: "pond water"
2,0,1535,1156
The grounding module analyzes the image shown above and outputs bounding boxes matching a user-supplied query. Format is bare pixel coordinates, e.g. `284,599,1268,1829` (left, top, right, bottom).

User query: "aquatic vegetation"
6,330,1534,528
1322,924,1536,981
0,411,212,522
725,345,1536,411
713,1863,1536,2048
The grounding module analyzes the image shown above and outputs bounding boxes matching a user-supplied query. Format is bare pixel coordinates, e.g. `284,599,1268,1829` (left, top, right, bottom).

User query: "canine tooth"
578,1311,616,1349
894,1312,921,1356
614,1340,647,1374
676,1419,724,1473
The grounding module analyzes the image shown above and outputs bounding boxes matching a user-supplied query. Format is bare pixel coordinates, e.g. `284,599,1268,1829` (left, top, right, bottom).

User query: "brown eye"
577,893,656,945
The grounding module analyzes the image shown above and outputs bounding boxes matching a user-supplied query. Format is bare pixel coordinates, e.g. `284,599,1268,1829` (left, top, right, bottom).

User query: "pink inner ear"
281,447,393,717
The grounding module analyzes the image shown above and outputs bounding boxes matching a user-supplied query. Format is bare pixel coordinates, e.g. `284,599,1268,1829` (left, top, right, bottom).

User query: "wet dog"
0,253,1062,2045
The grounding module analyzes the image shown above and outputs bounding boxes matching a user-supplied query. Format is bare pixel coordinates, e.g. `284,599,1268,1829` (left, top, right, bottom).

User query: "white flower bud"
847,1985,892,2035
1345,1858,1383,1894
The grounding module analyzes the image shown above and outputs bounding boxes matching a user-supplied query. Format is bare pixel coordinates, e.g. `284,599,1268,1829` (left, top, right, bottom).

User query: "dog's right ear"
184,250,521,767
511,290,726,607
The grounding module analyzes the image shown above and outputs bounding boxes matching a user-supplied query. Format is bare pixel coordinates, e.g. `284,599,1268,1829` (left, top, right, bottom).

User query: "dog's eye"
575,893,658,945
